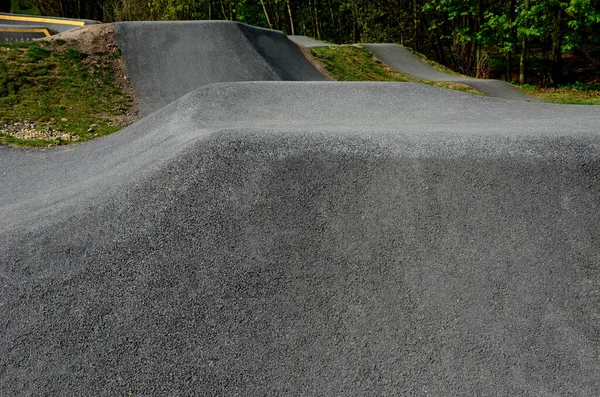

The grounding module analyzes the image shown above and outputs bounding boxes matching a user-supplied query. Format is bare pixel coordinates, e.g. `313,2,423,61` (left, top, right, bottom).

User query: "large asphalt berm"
115,21,328,115
1,82,599,395
366,43,535,101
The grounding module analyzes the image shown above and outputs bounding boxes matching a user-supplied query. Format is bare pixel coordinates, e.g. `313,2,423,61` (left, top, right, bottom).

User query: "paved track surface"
1,82,600,395
0,12,96,42
115,21,328,116
0,24,55,42
366,43,535,100
288,35,332,47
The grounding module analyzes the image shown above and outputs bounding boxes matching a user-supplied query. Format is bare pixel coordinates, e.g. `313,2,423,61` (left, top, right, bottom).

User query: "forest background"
4,0,600,87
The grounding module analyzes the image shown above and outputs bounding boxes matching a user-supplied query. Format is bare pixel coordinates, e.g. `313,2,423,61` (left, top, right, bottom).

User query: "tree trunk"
520,36,527,84
286,0,295,35
220,1,228,21
314,0,320,39
413,0,419,51
475,0,483,77
519,0,530,85
260,0,273,29
274,1,281,30
507,0,515,81
550,9,564,85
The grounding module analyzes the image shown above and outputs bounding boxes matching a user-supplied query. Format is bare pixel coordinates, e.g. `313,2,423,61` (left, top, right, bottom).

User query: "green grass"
404,47,467,77
311,45,482,95
519,83,600,105
0,40,135,147
311,45,409,82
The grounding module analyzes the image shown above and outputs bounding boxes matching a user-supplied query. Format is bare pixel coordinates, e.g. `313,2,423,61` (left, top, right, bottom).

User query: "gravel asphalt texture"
115,21,328,116
365,43,536,101
288,35,332,48
1,80,600,395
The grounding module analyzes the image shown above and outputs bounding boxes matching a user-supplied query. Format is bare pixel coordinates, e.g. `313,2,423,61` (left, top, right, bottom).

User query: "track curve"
365,43,536,101
1,82,599,395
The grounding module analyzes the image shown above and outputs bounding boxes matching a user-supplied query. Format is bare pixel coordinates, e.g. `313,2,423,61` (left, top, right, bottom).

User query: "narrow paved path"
365,43,536,100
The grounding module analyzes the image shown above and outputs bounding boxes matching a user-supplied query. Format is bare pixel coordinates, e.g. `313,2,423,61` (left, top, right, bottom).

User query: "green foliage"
520,82,600,103
9,0,39,14
10,0,600,86
26,45,51,61
0,42,134,147
311,45,483,96
561,81,600,90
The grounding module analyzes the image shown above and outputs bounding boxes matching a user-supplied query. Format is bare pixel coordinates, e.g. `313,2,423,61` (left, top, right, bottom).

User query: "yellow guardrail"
0,27,52,37
0,14,85,27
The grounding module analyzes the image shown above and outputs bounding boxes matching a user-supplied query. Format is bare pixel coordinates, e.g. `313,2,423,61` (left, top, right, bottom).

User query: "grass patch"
404,47,468,77
311,45,408,82
0,40,135,147
311,45,482,96
519,83,600,105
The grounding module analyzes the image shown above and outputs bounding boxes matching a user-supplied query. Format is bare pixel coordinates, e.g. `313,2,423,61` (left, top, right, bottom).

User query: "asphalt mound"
288,35,331,48
114,21,328,116
365,43,536,101
1,82,599,395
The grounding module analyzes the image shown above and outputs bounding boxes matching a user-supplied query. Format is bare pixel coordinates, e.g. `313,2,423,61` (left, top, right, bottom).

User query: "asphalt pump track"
1,22,599,396
114,21,328,115
365,43,536,101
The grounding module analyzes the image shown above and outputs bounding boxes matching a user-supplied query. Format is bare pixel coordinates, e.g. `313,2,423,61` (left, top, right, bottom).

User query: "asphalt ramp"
114,21,328,116
1,82,599,395
365,43,536,101
288,35,332,48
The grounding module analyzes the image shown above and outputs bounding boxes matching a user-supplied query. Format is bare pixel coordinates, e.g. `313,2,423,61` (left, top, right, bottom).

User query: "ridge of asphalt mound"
2,82,600,395
288,35,332,48
365,43,536,101
114,21,328,116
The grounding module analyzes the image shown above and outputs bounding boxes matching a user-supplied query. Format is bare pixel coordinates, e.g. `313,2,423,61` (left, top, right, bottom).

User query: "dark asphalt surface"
1,82,599,395
365,43,536,101
0,24,55,42
115,21,328,116
288,35,332,48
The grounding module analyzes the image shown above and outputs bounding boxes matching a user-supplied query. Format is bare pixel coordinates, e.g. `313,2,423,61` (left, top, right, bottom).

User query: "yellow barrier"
0,27,52,37
0,14,85,27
